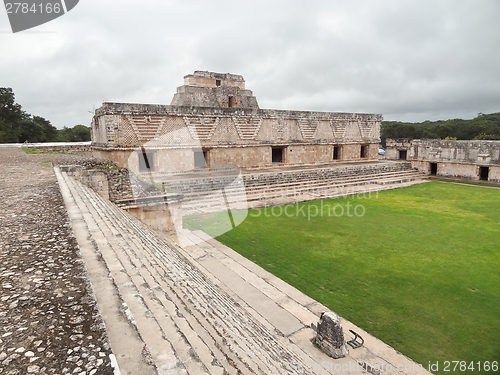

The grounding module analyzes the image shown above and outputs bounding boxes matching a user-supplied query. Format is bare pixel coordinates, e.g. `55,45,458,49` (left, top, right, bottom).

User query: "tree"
57,125,91,142
0,87,27,142
473,133,500,140
381,112,500,144
33,116,58,142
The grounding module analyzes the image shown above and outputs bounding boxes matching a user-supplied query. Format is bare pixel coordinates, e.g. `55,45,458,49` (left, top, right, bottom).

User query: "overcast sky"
1,0,499,129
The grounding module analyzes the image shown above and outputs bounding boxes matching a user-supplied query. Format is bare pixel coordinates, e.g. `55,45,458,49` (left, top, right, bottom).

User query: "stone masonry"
314,311,349,359
92,71,382,173
386,138,500,182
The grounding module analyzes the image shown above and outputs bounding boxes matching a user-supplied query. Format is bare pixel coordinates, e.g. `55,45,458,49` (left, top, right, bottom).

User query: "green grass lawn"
185,182,500,374
22,148,83,155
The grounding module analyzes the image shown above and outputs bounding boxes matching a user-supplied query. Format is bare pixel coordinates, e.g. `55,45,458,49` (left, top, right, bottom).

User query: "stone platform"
144,161,428,216
55,166,433,375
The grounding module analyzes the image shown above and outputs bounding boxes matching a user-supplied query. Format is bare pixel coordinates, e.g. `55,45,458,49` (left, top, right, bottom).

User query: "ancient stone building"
386,138,500,182
91,71,382,173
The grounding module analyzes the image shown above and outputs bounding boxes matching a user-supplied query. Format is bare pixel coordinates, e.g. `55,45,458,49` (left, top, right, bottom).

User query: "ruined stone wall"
92,69,382,171
388,139,500,182
387,139,500,165
385,139,412,160
92,103,381,148
410,139,500,165
209,146,271,169
489,166,500,181
92,149,134,169
92,103,381,170
286,144,332,164
126,201,181,232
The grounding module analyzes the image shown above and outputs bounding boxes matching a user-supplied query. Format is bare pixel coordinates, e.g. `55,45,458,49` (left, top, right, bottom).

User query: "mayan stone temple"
91,71,382,171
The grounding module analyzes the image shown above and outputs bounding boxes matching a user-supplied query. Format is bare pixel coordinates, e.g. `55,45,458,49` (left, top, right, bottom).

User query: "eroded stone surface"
0,148,114,374
314,311,349,359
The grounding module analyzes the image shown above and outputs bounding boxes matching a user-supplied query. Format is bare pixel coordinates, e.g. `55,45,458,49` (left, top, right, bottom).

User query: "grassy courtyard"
185,182,500,374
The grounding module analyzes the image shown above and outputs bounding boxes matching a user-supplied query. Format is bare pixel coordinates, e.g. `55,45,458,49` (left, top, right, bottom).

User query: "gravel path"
0,148,114,375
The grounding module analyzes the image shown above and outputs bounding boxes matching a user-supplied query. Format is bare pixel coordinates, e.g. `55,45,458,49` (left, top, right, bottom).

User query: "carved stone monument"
314,311,349,359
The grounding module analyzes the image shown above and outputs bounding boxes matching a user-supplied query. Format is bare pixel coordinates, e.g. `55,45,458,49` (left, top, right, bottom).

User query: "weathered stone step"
63,173,318,374
164,167,422,197
61,171,193,374
102,209,312,373
180,171,426,213
181,169,424,201
74,180,242,375
54,167,157,375
158,161,415,194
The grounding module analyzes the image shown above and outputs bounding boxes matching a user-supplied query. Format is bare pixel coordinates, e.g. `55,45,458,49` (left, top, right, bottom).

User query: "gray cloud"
0,0,499,128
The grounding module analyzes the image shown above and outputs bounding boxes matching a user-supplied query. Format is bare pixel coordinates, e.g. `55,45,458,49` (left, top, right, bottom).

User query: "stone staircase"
176,165,427,216
55,167,432,375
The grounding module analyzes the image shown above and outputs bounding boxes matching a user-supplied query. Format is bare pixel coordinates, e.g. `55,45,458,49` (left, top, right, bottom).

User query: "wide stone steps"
182,169,423,201
159,162,415,195
181,169,426,215
59,170,327,374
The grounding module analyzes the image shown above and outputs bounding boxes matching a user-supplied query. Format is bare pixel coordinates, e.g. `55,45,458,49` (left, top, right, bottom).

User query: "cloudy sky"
1,0,499,129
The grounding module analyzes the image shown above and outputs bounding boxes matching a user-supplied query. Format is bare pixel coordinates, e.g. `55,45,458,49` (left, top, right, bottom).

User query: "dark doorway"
194,150,207,169
480,166,489,181
430,162,437,176
139,149,154,172
333,146,340,160
360,145,368,159
399,150,407,160
272,148,283,163
228,96,235,108
216,79,221,86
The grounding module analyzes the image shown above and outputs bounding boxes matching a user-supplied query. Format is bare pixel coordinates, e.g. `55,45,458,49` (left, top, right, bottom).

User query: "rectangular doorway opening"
272,148,283,163
194,149,207,169
360,145,368,159
430,162,437,176
333,146,340,160
228,96,235,108
480,166,489,181
399,150,407,160
139,149,154,172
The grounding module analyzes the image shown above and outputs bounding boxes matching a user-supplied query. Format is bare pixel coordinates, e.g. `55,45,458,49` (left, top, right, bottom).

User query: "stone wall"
386,139,500,182
126,199,182,232
92,104,381,149
92,71,382,171
92,104,381,171
385,139,412,160
60,166,109,200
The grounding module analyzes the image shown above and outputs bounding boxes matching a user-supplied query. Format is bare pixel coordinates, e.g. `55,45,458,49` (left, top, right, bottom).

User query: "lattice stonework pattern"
126,115,165,142
157,116,194,145
232,116,263,140
184,116,219,141
330,120,348,139
358,120,374,138
120,116,140,144
297,118,320,139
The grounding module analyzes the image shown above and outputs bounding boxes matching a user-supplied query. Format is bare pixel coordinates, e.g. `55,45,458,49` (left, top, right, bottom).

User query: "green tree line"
381,112,500,146
0,87,91,143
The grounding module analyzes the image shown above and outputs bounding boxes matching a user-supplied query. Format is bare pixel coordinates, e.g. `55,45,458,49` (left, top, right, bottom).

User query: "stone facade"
92,71,382,173
386,139,500,182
